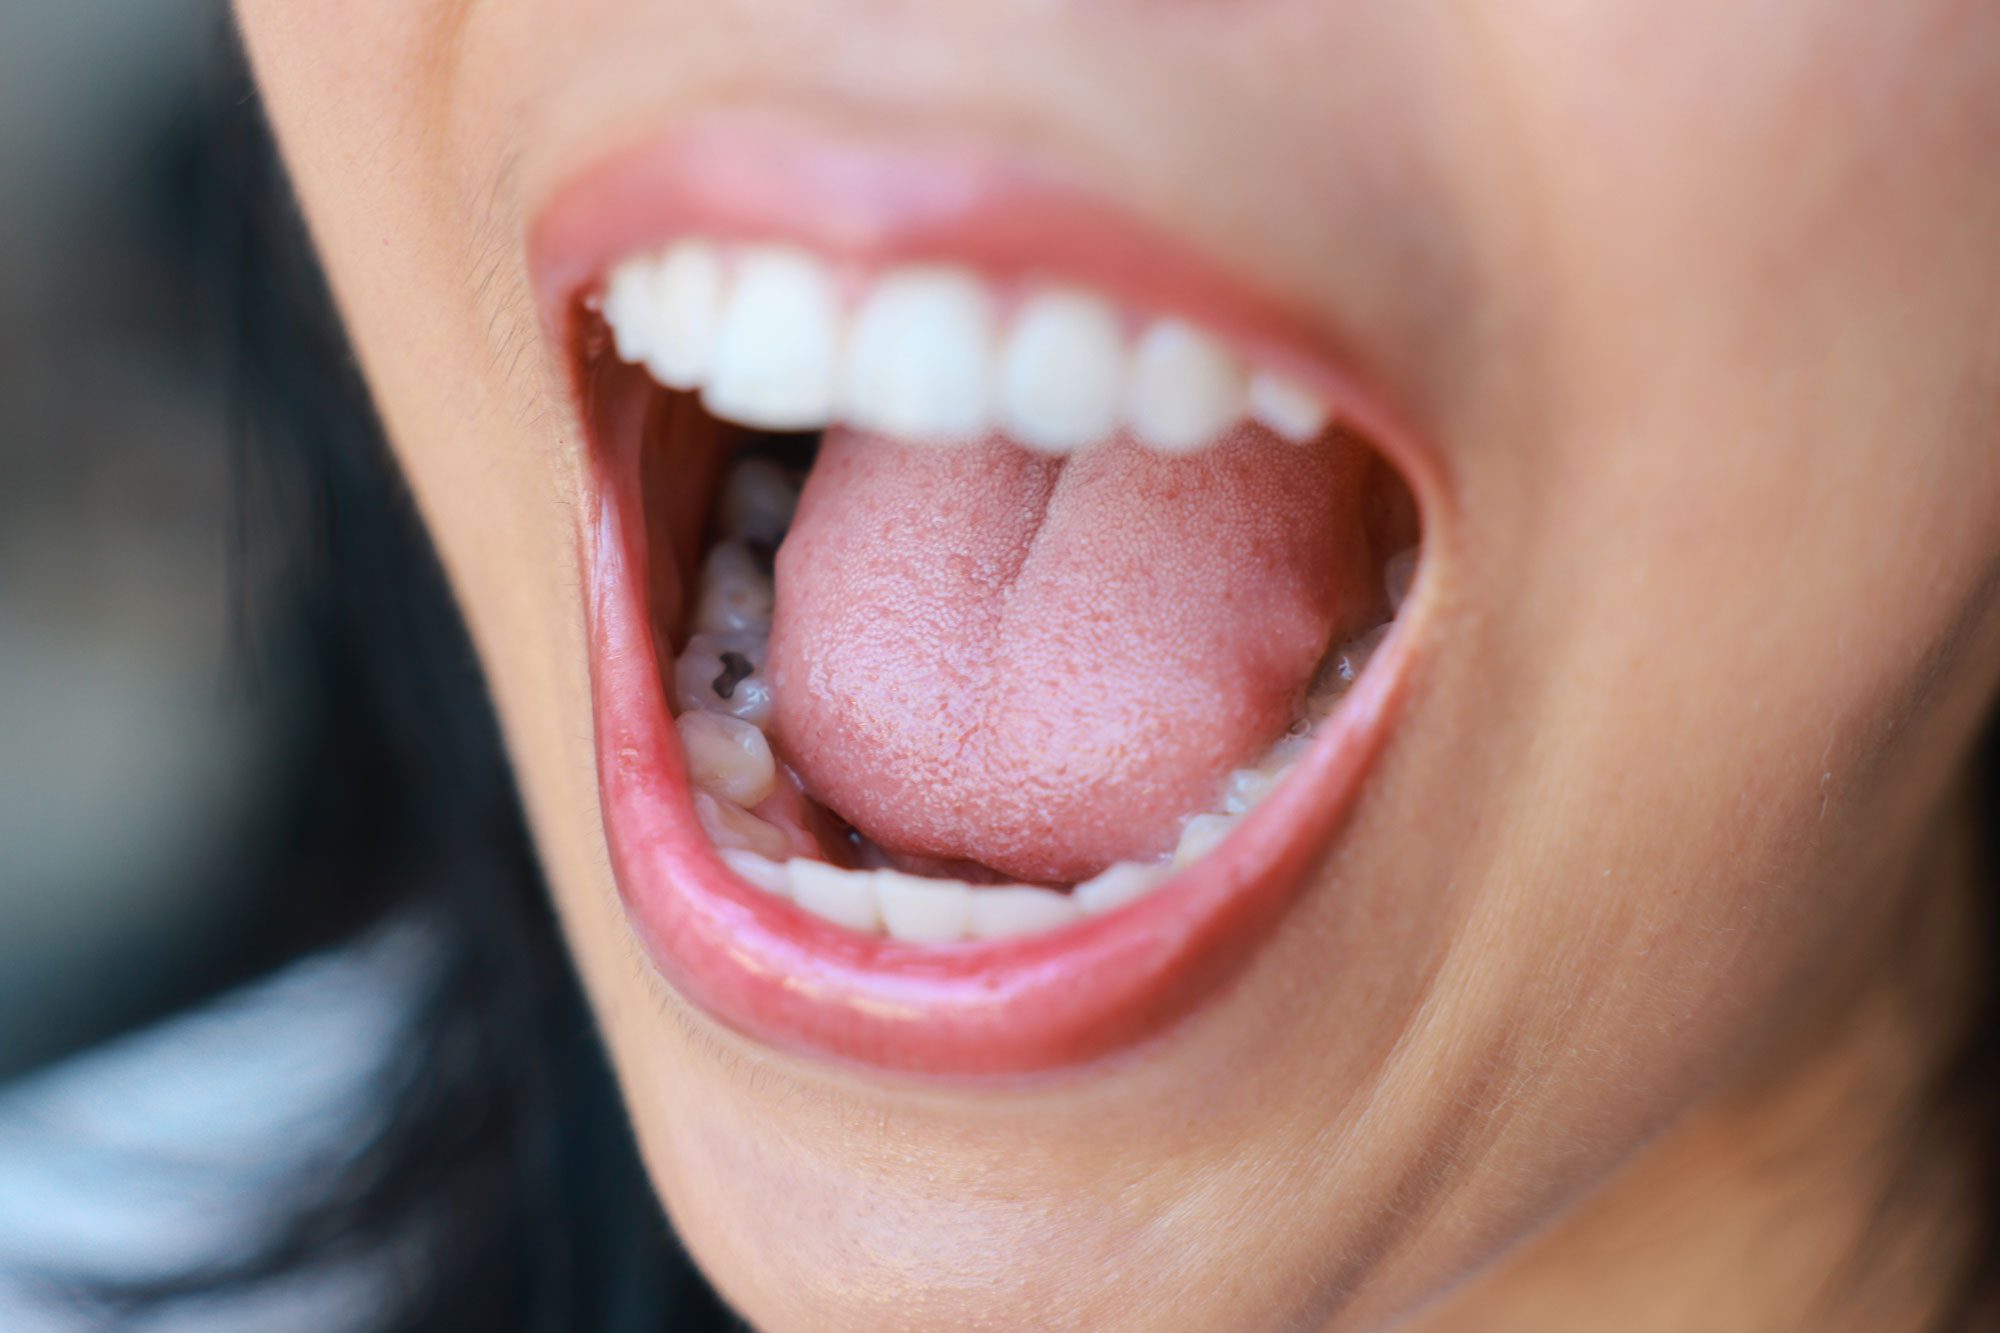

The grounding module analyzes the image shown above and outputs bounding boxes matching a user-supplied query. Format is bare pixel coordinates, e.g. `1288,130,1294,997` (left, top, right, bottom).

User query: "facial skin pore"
236,3,2000,1329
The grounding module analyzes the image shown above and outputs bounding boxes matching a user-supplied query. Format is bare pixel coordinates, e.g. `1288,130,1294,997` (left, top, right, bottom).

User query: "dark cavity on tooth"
713,652,756,699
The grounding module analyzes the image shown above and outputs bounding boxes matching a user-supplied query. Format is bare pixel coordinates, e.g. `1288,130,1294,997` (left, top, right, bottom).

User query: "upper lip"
533,110,1437,1078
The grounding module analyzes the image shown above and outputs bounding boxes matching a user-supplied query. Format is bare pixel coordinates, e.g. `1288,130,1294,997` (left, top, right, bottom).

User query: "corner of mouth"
535,115,1442,1079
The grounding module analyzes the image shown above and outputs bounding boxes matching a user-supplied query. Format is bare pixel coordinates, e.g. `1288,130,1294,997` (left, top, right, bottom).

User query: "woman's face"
237,3,2000,1327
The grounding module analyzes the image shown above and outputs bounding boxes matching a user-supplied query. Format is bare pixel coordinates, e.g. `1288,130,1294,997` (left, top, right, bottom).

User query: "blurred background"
0,0,282,1079
0,11,723,1329
0,8,432,1326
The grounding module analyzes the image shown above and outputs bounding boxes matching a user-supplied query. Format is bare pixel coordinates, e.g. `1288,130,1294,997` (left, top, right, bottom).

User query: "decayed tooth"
969,885,1082,939
602,257,662,366
1384,547,1419,615
675,710,776,806
845,267,997,442
997,288,1126,453
789,861,883,933
875,870,974,943
719,848,790,896
691,540,774,635
717,457,799,544
1172,813,1237,868
674,632,774,726
1074,862,1168,916
1127,319,1246,454
704,246,842,431
693,791,791,860
641,240,725,391
1247,370,1333,443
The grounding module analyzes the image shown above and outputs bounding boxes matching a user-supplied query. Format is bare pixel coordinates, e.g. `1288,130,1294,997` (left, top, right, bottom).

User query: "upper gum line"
596,236,1340,454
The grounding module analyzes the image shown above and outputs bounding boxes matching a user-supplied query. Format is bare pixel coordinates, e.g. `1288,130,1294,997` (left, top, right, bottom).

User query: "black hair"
103,18,2000,1333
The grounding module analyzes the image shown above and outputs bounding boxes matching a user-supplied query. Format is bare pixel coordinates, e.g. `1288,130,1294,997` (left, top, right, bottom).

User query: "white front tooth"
641,240,725,391
674,710,776,806
1172,813,1237,868
789,861,883,933
844,267,997,442
717,458,799,544
997,289,1125,453
1247,370,1333,442
1126,320,1246,454
692,540,774,634
719,848,790,896
1384,547,1419,615
693,792,791,860
704,246,842,430
969,885,1082,939
602,257,662,365
674,632,773,726
1074,862,1168,916
875,871,974,942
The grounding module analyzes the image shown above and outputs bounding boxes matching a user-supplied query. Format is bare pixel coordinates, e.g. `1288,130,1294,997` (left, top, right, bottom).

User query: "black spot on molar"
713,652,755,700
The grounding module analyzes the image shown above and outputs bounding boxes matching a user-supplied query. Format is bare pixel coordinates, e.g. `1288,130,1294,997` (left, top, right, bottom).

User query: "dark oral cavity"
770,426,1378,883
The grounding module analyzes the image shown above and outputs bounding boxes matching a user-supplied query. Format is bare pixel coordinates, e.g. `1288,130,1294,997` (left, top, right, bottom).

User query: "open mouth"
534,120,1431,1077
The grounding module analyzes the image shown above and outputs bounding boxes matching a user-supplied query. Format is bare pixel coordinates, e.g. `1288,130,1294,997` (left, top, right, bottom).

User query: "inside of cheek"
597,349,1421,895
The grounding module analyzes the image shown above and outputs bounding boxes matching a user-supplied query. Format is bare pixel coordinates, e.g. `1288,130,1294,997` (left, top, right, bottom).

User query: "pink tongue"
768,428,1373,883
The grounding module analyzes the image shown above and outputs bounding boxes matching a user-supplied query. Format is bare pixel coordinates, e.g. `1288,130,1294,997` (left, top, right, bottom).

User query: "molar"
691,540,774,635
675,710,777,807
1074,862,1169,916
716,457,800,544
675,631,774,726
693,792,791,861
1172,812,1237,868
1222,764,1286,817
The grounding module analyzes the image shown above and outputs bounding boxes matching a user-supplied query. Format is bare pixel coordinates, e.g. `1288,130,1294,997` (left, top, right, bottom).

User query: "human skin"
235,3,2000,1329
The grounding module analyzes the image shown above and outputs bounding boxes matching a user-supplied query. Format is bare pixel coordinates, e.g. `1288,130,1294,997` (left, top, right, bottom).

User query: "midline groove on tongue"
606,234,1416,935
671,447,1410,942
771,428,1376,883
601,239,1338,453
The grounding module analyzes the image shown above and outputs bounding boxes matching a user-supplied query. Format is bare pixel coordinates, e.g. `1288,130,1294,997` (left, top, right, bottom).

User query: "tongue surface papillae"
768,429,1374,884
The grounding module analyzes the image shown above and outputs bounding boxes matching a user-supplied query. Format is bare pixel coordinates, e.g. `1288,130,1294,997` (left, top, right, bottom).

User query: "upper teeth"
600,240,1335,453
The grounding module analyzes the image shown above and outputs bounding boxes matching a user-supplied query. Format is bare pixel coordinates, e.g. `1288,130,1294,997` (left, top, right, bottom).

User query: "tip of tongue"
768,428,1374,884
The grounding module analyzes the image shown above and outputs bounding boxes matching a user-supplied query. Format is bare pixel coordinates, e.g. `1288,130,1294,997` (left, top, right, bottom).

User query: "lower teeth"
672,450,1412,944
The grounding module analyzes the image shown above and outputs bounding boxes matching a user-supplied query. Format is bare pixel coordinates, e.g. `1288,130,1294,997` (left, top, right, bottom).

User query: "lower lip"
585,434,1412,1079
553,114,1423,1076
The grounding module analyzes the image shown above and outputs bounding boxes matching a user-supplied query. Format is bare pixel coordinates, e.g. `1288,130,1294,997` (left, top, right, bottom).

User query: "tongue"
767,427,1373,883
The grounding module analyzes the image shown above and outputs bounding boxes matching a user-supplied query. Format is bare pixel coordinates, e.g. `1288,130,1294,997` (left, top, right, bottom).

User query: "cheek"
240,0,613,985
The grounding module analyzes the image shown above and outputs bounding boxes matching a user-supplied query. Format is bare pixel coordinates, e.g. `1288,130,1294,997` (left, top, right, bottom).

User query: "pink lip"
543,113,1428,1077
